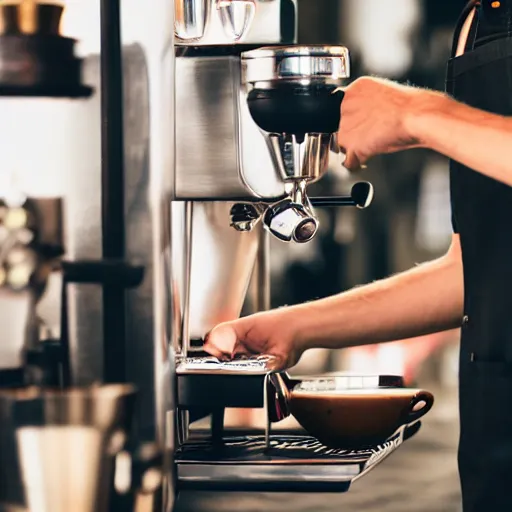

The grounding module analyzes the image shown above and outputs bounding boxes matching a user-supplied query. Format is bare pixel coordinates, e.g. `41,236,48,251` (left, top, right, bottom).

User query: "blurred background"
181,1,464,511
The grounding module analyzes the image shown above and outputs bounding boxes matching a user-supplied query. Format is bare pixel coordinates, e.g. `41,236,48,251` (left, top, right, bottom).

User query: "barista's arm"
205,234,463,367
339,77,512,188
291,234,464,352
407,93,512,188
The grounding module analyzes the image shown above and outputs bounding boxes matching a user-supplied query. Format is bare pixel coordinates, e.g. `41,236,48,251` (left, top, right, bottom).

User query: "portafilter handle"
310,181,374,210
262,181,373,243
229,182,374,243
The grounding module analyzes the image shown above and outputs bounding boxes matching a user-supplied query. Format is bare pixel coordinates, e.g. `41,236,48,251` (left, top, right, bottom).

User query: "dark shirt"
450,0,512,234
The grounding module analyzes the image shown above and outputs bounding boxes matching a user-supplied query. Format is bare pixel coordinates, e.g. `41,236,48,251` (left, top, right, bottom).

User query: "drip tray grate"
176,423,421,492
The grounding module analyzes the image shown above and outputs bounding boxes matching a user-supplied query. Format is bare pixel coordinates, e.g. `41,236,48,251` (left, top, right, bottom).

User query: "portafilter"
241,45,351,243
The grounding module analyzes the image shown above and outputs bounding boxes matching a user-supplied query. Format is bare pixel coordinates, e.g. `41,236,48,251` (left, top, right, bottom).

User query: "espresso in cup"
289,387,434,449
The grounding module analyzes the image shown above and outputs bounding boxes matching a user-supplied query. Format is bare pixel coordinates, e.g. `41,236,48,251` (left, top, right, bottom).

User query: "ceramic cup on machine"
267,373,434,449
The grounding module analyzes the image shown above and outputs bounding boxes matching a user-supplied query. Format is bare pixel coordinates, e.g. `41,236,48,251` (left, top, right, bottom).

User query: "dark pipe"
309,196,358,208
211,408,225,445
100,0,126,383
61,260,144,288
59,281,72,386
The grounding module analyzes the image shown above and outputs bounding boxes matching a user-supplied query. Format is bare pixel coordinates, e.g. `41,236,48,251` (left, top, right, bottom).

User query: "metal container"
0,385,136,512
174,0,297,46
242,45,351,86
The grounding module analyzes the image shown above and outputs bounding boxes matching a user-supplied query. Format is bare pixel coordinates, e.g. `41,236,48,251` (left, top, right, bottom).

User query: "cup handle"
401,391,434,424
265,372,292,423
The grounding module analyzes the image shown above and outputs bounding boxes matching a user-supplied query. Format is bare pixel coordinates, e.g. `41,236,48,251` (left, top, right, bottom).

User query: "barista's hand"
338,76,438,170
204,308,304,371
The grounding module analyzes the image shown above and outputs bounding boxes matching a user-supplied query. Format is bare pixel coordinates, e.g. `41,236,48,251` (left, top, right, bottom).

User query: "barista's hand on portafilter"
204,309,305,371
338,76,437,171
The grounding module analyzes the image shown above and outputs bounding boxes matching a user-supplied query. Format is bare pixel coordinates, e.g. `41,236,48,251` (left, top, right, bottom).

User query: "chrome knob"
230,203,262,232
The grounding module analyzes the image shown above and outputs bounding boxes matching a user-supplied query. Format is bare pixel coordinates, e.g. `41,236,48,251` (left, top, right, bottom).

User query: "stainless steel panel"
175,0,297,46
121,2,177,510
119,1,176,509
246,225,270,313
174,56,286,200
64,55,104,386
172,201,260,348
123,42,162,439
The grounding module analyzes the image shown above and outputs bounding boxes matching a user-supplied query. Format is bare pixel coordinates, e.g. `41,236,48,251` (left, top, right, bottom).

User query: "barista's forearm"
408,92,512,187
291,237,464,351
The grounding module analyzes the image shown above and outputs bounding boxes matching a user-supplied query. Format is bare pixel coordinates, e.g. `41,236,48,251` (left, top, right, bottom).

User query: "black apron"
447,2,512,510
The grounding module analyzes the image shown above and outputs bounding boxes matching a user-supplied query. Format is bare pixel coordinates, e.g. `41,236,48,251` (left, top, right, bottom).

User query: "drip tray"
176,422,421,492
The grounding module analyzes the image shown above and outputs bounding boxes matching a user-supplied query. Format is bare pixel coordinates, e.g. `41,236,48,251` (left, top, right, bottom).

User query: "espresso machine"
0,0,426,511
170,0,418,499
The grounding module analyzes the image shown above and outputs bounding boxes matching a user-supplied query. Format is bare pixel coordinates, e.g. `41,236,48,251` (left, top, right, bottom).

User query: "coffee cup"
288,386,434,449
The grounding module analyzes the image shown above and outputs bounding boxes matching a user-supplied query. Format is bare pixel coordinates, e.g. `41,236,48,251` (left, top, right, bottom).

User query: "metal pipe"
100,0,126,383
254,226,271,312
181,201,194,356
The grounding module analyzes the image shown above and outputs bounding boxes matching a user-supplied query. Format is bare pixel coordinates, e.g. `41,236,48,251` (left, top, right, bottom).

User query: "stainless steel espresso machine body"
170,0,402,495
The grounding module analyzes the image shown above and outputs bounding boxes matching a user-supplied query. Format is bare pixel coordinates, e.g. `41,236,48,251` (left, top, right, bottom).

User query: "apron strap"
451,0,481,58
